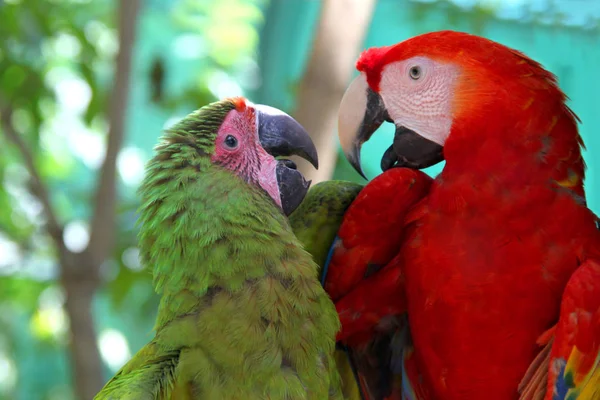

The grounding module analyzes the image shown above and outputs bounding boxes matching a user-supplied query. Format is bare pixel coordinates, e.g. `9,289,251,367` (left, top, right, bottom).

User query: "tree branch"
88,0,141,267
0,105,64,248
292,0,376,184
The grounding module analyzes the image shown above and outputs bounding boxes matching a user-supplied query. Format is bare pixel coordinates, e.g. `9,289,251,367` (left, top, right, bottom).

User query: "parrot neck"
137,155,319,329
440,98,585,204
130,138,340,392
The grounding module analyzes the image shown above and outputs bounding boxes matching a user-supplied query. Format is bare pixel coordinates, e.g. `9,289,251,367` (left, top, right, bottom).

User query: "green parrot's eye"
224,135,238,149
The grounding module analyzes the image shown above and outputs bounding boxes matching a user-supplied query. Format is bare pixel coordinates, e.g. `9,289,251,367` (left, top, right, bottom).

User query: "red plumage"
332,31,600,399
325,168,431,303
322,168,431,400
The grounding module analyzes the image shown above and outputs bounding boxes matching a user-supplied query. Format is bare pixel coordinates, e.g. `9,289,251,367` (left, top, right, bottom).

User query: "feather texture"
336,31,600,399
95,100,342,399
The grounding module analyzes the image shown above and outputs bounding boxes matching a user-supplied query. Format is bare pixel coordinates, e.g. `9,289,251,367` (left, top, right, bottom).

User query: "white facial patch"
379,56,460,146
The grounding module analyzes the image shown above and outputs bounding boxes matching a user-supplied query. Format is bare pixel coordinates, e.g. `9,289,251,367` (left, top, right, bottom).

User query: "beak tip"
346,151,367,180
307,147,319,170
355,167,367,180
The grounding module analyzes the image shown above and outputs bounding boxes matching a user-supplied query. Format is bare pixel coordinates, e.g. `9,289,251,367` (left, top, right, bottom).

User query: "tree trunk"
88,0,141,267
61,251,104,400
63,0,142,398
64,280,104,399
292,0,376,184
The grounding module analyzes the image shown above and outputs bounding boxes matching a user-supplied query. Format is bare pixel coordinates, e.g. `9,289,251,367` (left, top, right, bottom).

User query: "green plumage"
289,181,363,271
289,180,365,400
95,100,342,400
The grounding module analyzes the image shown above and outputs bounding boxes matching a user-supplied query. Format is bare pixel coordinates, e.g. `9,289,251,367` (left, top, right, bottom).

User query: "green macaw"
95,97,343,400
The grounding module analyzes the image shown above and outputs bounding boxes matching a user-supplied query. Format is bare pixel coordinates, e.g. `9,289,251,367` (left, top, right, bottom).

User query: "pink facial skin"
210,106,283,209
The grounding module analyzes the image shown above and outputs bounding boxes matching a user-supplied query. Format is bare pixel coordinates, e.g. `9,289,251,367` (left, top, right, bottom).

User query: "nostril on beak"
281,159,297,170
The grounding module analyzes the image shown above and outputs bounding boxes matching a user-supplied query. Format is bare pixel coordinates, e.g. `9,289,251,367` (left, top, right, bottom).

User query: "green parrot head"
138,96,323,318
151,97,318,216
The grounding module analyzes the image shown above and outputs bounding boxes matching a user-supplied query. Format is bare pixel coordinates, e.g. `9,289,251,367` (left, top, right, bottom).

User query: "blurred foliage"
0,1,116,396
0,0,112,246
0,0,267,398
159,0,267,111
410,0,496,34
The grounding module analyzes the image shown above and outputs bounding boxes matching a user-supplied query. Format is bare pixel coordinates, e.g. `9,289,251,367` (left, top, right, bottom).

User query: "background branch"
88,0,141,268
293,0,376,184
0,105,64,247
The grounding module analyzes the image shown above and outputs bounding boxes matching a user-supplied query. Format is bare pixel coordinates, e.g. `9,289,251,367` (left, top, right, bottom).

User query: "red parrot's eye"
409,66,422,80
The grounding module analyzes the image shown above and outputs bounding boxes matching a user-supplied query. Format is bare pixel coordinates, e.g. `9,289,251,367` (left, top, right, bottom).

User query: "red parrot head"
338,30,581,179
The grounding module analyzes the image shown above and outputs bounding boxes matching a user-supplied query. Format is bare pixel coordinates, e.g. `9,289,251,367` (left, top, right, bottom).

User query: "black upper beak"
338,74,444,178
256,104,318,169
255,104,318,215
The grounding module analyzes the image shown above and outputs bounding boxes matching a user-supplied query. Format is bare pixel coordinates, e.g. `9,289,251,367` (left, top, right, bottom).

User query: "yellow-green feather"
289,180,366,400
289,180,363,272
95,100,342,400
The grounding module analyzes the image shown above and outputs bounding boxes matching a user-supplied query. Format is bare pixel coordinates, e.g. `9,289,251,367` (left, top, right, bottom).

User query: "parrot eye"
224,135,238,149
409,66,422,80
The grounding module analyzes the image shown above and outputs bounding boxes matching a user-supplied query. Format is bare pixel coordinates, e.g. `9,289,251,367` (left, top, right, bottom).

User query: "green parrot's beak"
338,74,444,178
256,105,318,168
255,105,318,215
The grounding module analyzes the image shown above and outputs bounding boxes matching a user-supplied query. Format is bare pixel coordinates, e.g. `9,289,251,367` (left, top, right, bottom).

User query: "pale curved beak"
338,74,389,179
338,73,444,177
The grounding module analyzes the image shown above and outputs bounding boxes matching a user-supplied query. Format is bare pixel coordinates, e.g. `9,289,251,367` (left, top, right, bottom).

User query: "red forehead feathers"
356,46,392,92
355,31,559,95
226,97,256,126
231,97,248,112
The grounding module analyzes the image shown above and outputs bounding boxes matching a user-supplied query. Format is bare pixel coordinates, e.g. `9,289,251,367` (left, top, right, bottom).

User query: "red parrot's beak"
338,74,444,178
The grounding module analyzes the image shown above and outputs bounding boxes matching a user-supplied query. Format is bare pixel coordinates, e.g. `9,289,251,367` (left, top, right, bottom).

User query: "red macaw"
330,30,600,400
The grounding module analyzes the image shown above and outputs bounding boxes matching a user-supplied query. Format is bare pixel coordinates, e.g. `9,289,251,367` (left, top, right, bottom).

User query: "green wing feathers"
290,180,363,271
95,344,179,400
290,180,365,400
